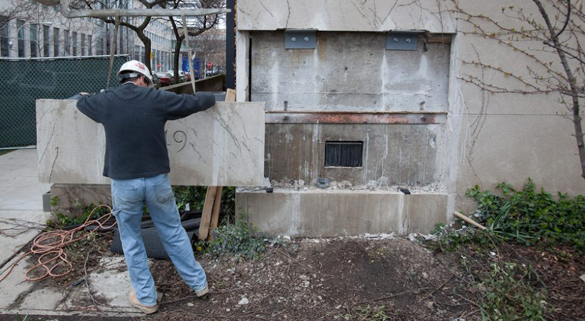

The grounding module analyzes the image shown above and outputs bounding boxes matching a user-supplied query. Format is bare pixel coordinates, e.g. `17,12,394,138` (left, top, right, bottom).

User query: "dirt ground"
8,233,585,321
148,237,469,321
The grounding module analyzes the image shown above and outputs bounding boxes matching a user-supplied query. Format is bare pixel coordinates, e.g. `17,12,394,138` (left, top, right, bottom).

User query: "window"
324,142,364,167
30,24,38,57
53,27,59,56
17,20,25,57
87,35,92,55
63,30,69,55
43,25,50,57
134,44,140,60
97,37,103,55
0,17,9,57
72,32,77,56
81,34,85,56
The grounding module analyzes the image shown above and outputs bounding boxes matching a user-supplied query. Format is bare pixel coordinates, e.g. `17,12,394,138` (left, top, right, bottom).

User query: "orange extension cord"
0,205,116,283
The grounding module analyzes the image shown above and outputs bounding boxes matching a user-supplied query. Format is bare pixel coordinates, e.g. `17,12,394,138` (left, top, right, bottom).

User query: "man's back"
77,84,216,180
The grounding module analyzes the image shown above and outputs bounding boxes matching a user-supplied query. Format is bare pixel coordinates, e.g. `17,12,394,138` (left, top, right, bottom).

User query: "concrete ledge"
236,190,447,237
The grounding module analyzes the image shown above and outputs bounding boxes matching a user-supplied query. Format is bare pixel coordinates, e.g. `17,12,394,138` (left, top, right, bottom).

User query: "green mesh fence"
0,55,129,148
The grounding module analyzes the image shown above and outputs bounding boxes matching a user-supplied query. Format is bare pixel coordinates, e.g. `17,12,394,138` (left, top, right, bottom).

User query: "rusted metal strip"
265,112,447,124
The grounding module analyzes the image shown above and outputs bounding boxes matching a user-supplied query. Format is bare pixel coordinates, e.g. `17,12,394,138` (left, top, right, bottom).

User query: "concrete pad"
58,256,137,314
0,150,50,211
0,218,43,267
237,189,448,237
19,288,64,310
0,255,36,309
0,149,50,268
37,100,266,186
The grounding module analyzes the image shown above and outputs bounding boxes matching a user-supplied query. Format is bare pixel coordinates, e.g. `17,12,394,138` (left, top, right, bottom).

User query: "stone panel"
36,100,265,186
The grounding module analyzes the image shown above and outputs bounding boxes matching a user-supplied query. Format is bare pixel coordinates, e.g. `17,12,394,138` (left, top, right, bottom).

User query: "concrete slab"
19,288,64,310
58,256,138,314
0,149,50,268
37,100,266,186
237,189,448,237
0,150,50,211
0,255,37,309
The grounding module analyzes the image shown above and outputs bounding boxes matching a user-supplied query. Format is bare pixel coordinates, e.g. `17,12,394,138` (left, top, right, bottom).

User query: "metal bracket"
285,30,316,49
386,32,419,51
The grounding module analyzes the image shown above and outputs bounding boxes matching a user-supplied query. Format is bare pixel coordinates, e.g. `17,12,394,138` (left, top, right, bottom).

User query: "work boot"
195,282,209,298
129,289,159,314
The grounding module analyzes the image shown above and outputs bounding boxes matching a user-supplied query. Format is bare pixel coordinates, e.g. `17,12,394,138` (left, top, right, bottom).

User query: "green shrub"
203,216,267,259
47,202,111,228
466,179,585,249
476,262,546,321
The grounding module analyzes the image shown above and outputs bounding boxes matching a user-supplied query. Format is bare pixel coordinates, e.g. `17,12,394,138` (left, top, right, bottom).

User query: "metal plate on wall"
386,32,419,51
285,30,316,49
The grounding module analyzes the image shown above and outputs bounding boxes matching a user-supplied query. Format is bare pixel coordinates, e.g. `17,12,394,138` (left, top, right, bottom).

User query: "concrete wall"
251,31,451,112
37,99,266,186
233,0,585,236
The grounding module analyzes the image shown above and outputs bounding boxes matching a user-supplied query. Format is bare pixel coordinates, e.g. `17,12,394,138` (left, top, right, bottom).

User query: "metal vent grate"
325,141,363,167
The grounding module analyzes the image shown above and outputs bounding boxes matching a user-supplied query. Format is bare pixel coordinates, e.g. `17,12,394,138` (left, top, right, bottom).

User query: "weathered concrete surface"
237,0,456,32
50,184,111,217
58,256,137,314
237,190,447,237
265,124,444,187
251,31,451,112
0,150,49,267
37,100,265,186
1,255,140,317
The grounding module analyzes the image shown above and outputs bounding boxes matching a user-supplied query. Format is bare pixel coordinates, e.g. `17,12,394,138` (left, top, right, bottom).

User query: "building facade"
0,0,177,72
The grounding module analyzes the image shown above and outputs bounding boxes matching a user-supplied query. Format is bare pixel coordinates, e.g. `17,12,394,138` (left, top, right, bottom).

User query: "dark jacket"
76,83,216,180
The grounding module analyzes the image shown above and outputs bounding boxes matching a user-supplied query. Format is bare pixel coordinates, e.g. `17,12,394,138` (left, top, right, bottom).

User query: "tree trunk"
173,36,184,84
533,0,585,180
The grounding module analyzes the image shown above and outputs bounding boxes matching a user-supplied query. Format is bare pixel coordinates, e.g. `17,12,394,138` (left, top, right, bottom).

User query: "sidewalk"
0,149,139,318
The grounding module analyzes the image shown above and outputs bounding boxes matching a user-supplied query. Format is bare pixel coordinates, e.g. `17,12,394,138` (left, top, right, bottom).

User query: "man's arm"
157,91,216,120
76,93,104,123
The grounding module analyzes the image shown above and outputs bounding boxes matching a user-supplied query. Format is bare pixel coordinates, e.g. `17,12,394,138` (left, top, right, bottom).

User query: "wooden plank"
225,88,236,102
199,187,218,240
208,187,224,241
205,90,234,240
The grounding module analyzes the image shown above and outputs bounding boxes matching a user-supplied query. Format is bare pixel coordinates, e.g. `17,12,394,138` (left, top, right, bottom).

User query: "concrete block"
237,0,456,32
37,100,265,186
237,190,448,237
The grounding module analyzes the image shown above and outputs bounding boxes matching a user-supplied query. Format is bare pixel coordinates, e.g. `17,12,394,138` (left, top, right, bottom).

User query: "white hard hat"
117,60,153,83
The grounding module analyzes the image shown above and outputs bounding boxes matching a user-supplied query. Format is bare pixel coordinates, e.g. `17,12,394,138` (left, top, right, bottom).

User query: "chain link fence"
0,55,129,149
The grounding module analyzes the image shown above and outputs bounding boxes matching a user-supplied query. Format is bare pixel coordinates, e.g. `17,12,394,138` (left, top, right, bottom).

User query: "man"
77,60,215,314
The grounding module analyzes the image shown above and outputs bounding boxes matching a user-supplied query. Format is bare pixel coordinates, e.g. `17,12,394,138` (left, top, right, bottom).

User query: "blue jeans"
111,173,207,305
